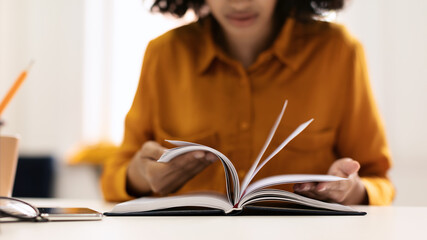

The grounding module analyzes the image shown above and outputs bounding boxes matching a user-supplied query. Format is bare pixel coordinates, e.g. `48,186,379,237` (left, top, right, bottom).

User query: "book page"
239,118,314,198
238,189,357,213
243,174,346,197
240,100,288,195
110,193,233,214
158,142,240,205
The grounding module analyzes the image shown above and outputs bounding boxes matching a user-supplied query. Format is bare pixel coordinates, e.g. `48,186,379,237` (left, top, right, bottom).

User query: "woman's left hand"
293,158,368,205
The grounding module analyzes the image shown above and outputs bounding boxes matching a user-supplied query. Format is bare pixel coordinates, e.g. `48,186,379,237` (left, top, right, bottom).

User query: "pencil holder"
0,120,20,197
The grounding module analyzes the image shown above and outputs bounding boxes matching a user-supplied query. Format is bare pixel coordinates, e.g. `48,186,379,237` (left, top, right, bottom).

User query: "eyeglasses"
0,197,48,222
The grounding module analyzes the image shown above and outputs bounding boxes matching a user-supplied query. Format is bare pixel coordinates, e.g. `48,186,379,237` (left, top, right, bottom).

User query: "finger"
186,151,212,171
315,181,344,195
205,152,218,163
314,180,353,203
144,159,194,195
140,141,167,160
170,151,212,171
317,176,352,192
293,183,302,191
160,153,211,193
294,182,316,192
315,182,330,192
295,188,329,202
148,151,216,195
193,151,206,160
328,158,360,177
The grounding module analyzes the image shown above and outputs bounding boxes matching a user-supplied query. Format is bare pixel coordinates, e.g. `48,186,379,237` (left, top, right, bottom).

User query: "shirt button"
240,121,249,131
238,170,247,179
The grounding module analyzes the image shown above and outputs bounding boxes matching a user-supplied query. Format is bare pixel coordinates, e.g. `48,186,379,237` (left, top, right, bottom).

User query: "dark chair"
12,155,55,198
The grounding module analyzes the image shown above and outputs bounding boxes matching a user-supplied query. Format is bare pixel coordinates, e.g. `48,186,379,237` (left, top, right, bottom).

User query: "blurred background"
0,0,426,205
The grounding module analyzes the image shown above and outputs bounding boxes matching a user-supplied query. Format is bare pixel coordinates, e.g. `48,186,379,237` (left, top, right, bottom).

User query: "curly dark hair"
151,0,345,19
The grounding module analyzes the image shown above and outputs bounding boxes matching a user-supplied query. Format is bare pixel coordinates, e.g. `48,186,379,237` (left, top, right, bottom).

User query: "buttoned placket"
233,65,253,179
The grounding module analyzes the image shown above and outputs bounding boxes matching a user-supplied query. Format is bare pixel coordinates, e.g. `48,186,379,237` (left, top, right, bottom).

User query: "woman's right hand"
126,141,217,196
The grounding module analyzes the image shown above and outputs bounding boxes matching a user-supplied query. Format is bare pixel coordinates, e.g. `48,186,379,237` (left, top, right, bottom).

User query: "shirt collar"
197,16,308,74
271,17,321,72
271,17,298,69
197,17,219,74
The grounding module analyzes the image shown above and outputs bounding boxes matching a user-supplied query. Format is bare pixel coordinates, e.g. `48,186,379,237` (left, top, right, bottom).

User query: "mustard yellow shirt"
101,17,394,205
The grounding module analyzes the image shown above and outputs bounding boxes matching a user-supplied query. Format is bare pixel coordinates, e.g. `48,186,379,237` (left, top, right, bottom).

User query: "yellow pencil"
0,60,34,116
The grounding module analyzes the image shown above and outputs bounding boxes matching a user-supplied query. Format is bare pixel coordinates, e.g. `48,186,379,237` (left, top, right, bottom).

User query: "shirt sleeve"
336,40,395,205
101,41,156,202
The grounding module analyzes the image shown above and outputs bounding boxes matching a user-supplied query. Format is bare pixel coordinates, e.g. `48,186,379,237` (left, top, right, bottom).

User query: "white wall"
0,0,84,155
82,0,194,144
0,0,93,198
1,0,427,204
338,0,427,205
0,0,191,199
382,0,427,206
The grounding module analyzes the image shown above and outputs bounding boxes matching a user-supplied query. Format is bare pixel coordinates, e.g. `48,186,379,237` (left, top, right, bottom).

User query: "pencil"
0,60,34,116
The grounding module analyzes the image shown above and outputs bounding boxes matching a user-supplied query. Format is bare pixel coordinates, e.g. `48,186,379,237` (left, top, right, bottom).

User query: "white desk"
1,198,426,240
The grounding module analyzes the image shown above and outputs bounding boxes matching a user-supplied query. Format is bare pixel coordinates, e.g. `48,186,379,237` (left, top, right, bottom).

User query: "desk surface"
1,198,426,240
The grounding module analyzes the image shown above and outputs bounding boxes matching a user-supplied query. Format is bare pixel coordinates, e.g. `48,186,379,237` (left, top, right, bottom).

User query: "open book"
105,101,366,216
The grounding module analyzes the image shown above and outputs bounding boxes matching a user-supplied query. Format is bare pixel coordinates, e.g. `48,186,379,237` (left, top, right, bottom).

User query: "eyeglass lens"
0,198,39,219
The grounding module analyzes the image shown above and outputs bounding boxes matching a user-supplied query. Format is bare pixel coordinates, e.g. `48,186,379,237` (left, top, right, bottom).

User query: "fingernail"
193,152,205,159
318,186,326,192
303,185,310,191
206,153,217,162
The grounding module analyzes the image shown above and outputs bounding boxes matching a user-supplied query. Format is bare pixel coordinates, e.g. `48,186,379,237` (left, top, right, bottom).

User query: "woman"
101,0,394,205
